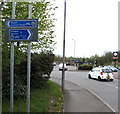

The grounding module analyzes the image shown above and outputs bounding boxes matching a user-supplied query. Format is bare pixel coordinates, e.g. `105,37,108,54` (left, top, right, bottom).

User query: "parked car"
88,67,114,81
104,66,118,72
53,62,56,66
59,63,68,71
118,67,120,70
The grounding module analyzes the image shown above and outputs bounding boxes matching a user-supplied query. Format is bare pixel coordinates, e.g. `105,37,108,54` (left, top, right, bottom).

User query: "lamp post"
61,0,66,91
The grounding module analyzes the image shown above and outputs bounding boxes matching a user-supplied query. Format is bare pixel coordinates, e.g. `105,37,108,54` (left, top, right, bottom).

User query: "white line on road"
83,87,117,113
104,83,118,89
74,83,117,113
50,76,117,112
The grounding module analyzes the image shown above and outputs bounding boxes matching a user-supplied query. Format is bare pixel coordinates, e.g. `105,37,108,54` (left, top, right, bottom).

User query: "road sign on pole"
6,19,37,28
113,52,118,60
7,2,38,113
75,60,79,63
9,29,32,40
5,19,38,42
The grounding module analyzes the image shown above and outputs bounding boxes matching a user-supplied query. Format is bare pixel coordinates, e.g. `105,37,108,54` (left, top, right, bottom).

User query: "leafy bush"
2,48,27,100
31,52,54,88
78,64,93,70
2,49,54,99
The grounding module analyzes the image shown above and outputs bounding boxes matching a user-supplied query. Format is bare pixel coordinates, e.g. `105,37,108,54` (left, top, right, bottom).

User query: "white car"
88,67,114,81
53,62,57,66
59,63,68,71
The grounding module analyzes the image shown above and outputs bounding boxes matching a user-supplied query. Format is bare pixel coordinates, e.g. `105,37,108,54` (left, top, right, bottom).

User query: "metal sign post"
62,0,66,91
113,52,118,68
5,2,38,113
10,2,15,112
27,4,32,113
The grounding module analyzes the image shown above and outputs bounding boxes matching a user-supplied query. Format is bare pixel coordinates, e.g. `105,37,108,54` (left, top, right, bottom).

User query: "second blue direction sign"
9,29,32,40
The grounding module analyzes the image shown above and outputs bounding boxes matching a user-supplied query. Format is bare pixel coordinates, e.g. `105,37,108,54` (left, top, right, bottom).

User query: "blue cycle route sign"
9,29,32,40
5,19,38,42
7,20,37,28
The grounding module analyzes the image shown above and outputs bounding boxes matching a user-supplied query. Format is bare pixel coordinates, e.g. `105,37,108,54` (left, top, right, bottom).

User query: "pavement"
113,70,120,79
50,77,116,113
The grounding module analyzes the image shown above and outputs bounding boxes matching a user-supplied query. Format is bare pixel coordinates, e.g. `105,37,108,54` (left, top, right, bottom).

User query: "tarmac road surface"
51,65,118,112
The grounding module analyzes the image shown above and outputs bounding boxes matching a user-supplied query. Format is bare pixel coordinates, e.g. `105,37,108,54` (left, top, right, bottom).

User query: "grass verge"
2,80,63,112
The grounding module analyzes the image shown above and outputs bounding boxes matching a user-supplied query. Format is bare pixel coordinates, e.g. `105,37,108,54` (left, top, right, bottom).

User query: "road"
51,65,118,112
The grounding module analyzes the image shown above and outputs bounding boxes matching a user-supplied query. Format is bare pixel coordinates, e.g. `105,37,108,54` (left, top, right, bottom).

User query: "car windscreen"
102,69,112,73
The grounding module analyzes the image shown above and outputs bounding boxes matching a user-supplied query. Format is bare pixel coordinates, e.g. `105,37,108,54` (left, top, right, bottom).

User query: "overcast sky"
52,0,119,58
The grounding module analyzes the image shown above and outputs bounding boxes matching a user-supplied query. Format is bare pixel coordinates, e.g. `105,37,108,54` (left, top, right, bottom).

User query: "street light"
61,0,66,91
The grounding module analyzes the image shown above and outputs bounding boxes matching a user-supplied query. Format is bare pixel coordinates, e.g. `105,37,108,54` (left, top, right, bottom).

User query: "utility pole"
62,0,66,91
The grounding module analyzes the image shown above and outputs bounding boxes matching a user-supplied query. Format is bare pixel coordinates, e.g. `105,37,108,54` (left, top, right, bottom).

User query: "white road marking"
104,83,118,89
83,87,116,113
74,83,117,113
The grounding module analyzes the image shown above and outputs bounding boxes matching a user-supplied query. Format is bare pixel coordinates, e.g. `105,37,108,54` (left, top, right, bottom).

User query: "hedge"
31,52,54,88
78,64,93,70
2,51,54,100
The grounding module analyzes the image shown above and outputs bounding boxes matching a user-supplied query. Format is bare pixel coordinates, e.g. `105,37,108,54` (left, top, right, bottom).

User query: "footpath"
50,77,116,113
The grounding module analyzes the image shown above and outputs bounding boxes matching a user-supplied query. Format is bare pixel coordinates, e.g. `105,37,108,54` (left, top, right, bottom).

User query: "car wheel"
98,76,101,81
110,79,113,81
88,74,91,79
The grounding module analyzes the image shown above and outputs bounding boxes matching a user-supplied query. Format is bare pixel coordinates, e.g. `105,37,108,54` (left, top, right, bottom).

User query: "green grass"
2,80,63,112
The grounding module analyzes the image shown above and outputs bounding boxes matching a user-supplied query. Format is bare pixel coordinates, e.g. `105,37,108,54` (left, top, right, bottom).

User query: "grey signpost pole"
27,3,32,113
5,3,37,113
62,0,66,91
10,2,15,112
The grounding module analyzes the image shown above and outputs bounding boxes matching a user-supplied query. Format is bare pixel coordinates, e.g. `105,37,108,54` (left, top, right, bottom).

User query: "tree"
1,1,57,51
2,1,57,99
1,1,57,66
103,51,112,65
89,52,113,66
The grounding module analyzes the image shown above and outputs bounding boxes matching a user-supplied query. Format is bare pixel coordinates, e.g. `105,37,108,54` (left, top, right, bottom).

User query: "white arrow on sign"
27,30,32,40
113,52,118,57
